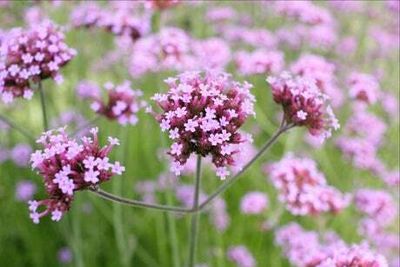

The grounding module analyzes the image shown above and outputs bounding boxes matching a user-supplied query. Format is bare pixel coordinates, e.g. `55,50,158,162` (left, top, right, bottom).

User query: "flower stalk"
38,81,49,131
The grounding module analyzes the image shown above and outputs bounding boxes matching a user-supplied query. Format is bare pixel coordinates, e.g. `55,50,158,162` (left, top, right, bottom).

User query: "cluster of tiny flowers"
70,2,150,41
266,154,351,216
219,26,277,49
88,81,145,126
273,0,333,26
240,191,268,215
151,71,255,179
28,127,125,223
290,54,343,107
191,38,231,70
227,245,256,267
347,72,381,105
267,72,340,143
354,189,397,227
336,105,387,174
0,21,76,103
234,49,284,76
276,223,388,267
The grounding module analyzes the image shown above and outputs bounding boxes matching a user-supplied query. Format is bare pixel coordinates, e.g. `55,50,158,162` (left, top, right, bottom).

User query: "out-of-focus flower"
88,81,145,126
29,127,125,223
235,50,284,76
240,191,268,214
381,170,400,187
15,180,37,202
50,110,89,137
328,0,365,13
146,0,180,10
10,143,32,167
206,6,237,24
266,154,351,216
227,245,256,267
348,72,380,105
152,71,255,179
70,2,150,41
0,21,76,103
380,92,399,119
192,38,231,70
75,80,101,100
354,189,397,227
335,36,357,56
308,25,337,50
58,247,73,264
267,72,340,142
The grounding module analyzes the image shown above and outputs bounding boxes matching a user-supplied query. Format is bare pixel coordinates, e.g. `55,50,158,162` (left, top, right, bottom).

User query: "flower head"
87,81,144,126
0,21,76,103
240,191,268,215
267,72,339,142
152,71,255,179
266,154,351,216
227,245,256,267
28,127,124,223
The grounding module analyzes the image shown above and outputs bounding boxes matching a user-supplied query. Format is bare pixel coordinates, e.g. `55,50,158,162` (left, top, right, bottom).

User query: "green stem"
187,155,202,267
91,188,192,213
38,81,48,131
0,114,36,144
197,122,293,212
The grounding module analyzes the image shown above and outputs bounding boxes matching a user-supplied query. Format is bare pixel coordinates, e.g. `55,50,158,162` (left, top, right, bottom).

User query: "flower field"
0,1,399,267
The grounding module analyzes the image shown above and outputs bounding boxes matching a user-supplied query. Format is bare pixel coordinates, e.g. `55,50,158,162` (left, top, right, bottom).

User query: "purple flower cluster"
227,245,256,267
0,21,76,103
29,127,125,223
290,54,343,107
152,71,255,179
276,223,388,267
348,72,381,105
240,191,268,215
266,154,351,216
70,2,150,41
235,49,284,76
267,72,340,143
88,81,145,126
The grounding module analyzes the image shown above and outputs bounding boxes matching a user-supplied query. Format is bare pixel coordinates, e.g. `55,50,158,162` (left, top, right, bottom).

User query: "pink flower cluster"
146,0,180,10
29,127,125,223
70,2,150,41
220,26,277,49
129,28,231,77
88,81,145,126
227,245,256,267
240,191,268,215
336,105,386,174
355,189,397,227
290,54,343,107
267,72,340,142
0,21,76,103
348,72,381,105
266,154,351,216
276,223,388,267
235,49,284,76
152,71,255,179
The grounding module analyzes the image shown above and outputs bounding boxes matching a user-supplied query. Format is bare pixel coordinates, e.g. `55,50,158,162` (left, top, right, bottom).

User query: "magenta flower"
266,154,351,216
227,245,256,267
28,127,124,223
146,0,180,10
240,191,268,215
88,81,145,126
0,21,76,103
267,72,340,142
151,71,255,179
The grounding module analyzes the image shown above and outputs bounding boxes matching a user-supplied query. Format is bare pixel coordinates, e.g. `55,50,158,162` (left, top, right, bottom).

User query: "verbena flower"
227,245,256,267
88,81,145,126
240,191,268,215
0,21,76,103
348,72,380,105
267,72,340,143
28,127,125,223
266,154,351,216
10,143,32,167
146,0,180,10
235,49,284,76
152,71,255,179
192,38,231,70
15,180,37,202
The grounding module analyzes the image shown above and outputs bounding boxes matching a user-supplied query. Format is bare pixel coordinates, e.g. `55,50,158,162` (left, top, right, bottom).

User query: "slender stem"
0,114,36,144
38,81,48,131
197,123,294,212
91,188,193,213
72,115,100,137
187,155,202,267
